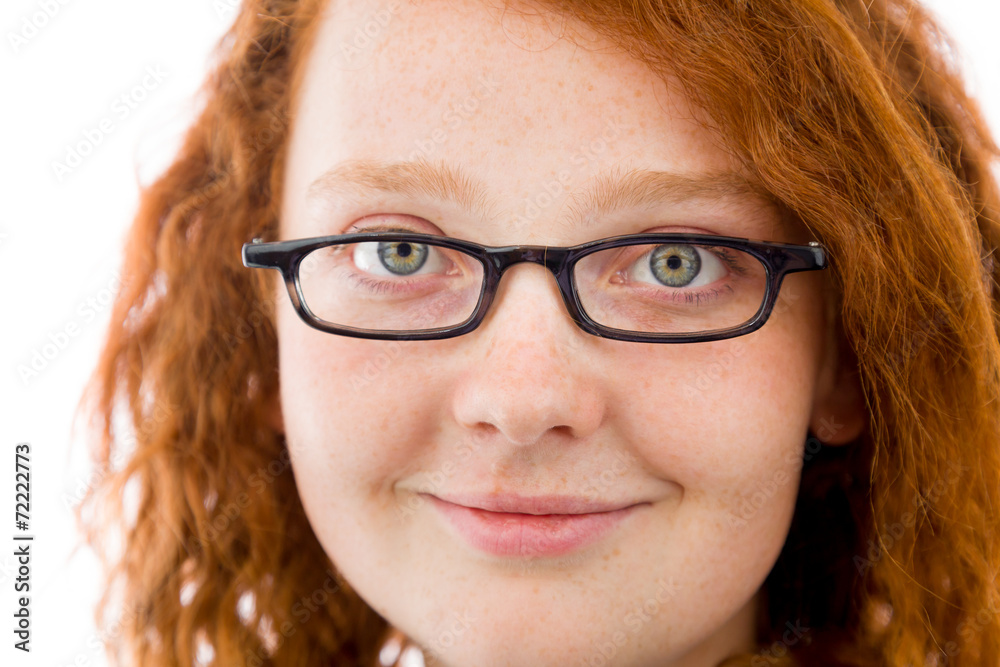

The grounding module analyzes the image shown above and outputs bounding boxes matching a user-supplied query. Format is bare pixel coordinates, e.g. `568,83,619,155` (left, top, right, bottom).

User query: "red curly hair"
78,0,1000,665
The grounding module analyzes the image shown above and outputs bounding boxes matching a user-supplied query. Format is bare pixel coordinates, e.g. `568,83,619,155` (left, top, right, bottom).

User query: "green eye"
649,244,701,287
378,241,429,275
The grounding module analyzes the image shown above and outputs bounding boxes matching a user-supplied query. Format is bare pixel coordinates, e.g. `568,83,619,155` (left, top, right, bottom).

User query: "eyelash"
349,273,428,295
651,284,733,305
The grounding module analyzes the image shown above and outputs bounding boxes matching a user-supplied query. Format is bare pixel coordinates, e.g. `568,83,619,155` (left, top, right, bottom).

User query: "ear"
809,319,867,445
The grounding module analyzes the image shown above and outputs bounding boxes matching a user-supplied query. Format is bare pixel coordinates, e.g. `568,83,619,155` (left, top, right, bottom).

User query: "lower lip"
426,495,641,558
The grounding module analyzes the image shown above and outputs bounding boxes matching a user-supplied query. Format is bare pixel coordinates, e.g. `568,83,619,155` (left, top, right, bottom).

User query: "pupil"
666,256,681,270
397,244,412,257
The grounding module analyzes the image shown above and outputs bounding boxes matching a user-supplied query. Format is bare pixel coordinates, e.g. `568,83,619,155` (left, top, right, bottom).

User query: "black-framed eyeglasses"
241,231,827,343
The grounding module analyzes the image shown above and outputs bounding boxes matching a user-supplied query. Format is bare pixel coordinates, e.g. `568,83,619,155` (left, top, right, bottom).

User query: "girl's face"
275,0,864,664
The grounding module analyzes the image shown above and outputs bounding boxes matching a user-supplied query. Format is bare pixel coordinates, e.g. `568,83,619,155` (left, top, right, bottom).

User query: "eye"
352,239,451,277
627,244,728,289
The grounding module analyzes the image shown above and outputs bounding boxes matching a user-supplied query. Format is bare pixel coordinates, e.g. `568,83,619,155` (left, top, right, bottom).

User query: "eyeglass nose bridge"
474,244,588,334
484,245,565,270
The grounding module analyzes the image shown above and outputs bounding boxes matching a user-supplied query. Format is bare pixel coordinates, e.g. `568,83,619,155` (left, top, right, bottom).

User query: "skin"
272,0,867,664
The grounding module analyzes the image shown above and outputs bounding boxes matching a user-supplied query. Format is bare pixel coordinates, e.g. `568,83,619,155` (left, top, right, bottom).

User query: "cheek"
603,333,819,617
618,313,821,524
277,305,445,510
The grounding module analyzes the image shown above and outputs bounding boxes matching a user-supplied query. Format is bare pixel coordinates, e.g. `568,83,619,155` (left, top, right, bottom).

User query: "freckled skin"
275,1,865,665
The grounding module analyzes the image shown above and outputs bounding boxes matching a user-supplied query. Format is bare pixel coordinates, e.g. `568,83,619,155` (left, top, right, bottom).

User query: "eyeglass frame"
241,231,828,343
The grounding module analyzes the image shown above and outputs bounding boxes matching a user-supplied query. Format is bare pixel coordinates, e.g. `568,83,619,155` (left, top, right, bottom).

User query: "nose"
450,262,606,447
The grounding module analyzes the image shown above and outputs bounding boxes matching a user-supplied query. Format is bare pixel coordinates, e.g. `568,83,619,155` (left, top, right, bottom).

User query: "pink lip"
425,493,643,558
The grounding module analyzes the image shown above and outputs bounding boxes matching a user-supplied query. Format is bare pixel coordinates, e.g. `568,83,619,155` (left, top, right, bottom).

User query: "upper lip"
427,493,642,515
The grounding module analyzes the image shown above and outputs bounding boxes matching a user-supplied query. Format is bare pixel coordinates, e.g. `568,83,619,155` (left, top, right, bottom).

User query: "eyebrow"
305,158,778,227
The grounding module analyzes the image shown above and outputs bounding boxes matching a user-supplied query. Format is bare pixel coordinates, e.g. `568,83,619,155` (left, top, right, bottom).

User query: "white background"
1,1,998,665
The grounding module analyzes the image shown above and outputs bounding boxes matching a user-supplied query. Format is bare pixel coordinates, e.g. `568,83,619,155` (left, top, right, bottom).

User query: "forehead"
283,0,799,243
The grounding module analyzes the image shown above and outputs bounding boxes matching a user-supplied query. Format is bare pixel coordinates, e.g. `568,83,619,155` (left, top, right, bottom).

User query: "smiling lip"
424,493,643,558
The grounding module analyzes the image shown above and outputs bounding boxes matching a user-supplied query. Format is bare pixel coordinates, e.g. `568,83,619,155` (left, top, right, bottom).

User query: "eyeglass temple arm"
769,241,827,274
243,238,290,271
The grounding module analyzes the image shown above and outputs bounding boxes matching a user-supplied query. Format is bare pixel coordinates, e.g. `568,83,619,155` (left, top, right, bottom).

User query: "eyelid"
638,224,726,237
344,215,738,244
346,215,444,236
